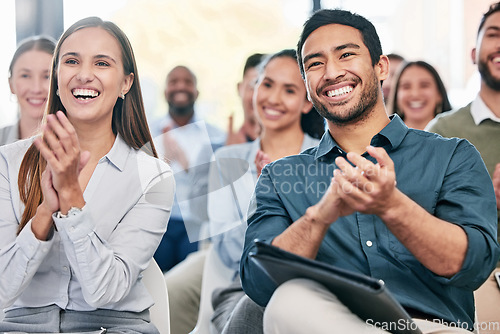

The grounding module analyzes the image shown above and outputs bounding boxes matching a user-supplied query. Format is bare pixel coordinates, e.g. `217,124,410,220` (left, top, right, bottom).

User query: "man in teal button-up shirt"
240,8,500,334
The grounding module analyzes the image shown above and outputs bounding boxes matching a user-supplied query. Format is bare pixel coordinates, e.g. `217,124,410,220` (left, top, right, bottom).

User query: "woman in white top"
0,17,174,334
0,36,56,146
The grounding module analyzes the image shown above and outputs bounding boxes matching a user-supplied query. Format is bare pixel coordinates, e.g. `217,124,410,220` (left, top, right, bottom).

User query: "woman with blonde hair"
1,35,56,145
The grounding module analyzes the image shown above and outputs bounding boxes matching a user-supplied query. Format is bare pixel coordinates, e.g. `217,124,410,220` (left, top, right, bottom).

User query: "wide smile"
322,82,355,102
26,98,47,107
405,100,428,112
72,88,100,101
262,107,285,120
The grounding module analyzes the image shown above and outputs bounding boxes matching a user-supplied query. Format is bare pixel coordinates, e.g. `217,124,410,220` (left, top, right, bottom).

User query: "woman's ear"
121,72,135,95
302,99,313,114
8,78,15,95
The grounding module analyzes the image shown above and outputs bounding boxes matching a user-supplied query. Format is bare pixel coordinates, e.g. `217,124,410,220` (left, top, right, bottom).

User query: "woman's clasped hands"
34,111,90,218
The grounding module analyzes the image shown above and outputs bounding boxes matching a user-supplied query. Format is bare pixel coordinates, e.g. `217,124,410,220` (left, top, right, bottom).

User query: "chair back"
190,244,234,334
143,259,171,334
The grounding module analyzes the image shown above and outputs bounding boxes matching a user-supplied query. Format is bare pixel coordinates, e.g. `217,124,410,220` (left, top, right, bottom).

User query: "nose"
408,85,420,98
267,86,282,105
76,63,94,83
31,76,45,94
324,58,347,81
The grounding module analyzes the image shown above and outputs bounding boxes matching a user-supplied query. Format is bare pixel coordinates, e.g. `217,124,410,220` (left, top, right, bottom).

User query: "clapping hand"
333,146,398,216
255,149,271,177
161,125,189,171
34,111,90,212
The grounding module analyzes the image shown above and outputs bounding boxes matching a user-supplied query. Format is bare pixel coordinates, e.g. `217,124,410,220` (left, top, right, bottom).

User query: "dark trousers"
154,217,199,272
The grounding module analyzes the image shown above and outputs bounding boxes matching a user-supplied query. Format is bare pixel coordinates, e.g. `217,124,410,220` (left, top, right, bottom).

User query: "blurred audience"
382,52,405,103
164,53,265,334
209,49,324,334
153,65,226,272
226,53,265,145
0,36,56,146
428,3,500,332
389,60,451,130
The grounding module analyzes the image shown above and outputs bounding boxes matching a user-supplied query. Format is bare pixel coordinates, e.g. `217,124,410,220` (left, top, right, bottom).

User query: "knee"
264,279,312,330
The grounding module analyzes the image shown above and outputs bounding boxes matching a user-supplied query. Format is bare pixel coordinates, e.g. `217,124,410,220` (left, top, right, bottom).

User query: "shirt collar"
101,134,131,171
470,95,500,125
314,114,408,161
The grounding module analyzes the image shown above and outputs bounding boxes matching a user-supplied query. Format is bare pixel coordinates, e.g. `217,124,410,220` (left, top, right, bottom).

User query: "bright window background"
0,0,492,129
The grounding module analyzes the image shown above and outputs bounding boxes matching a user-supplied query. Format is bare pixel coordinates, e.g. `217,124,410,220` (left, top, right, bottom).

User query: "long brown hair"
17,17,157,233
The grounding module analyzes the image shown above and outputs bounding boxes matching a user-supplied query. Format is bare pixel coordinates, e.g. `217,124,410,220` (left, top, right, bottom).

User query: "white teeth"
493,57,500,63
409,101,424,108
28,98,45,104
327,86,353,97
265,109,282,116
72,88,99,99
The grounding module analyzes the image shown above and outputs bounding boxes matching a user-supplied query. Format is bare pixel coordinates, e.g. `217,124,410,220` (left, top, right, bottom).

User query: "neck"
479,83,500,118
404,117,432,131
72,122,116,162
169,109,194,127
327,105,390,155
260,123,305,161
18,114,42,140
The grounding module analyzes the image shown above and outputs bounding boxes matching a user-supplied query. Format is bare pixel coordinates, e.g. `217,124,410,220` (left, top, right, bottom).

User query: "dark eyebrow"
61,52,79,59
60,52,117,64
284,83,300,90
262,76,274,83
262,76,300,90
95,54,117,64
485,26,500,33
303,43,361,64
303,52,323,65
336,43,361,51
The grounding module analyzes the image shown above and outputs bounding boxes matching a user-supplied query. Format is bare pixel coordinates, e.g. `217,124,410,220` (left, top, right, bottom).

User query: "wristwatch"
56,206,83,218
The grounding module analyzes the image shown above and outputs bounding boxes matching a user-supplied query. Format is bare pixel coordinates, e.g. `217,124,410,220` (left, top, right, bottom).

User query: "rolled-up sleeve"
433,140,499,289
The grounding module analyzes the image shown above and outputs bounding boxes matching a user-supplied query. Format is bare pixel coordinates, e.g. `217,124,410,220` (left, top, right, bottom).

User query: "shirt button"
366,240,373,247
70,226,75,232
62,266,68,272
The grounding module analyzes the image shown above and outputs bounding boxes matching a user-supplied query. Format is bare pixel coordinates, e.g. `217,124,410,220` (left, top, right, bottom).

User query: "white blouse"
0,135,175,313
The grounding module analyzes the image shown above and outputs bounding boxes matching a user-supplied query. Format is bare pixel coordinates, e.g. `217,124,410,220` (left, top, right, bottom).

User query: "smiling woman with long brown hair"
0,17,174,333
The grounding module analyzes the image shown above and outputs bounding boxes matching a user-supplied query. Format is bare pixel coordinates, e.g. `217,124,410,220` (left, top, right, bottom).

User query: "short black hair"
297,9,383,78
387,53,405,62
478,2,500,36
243,53,265,77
